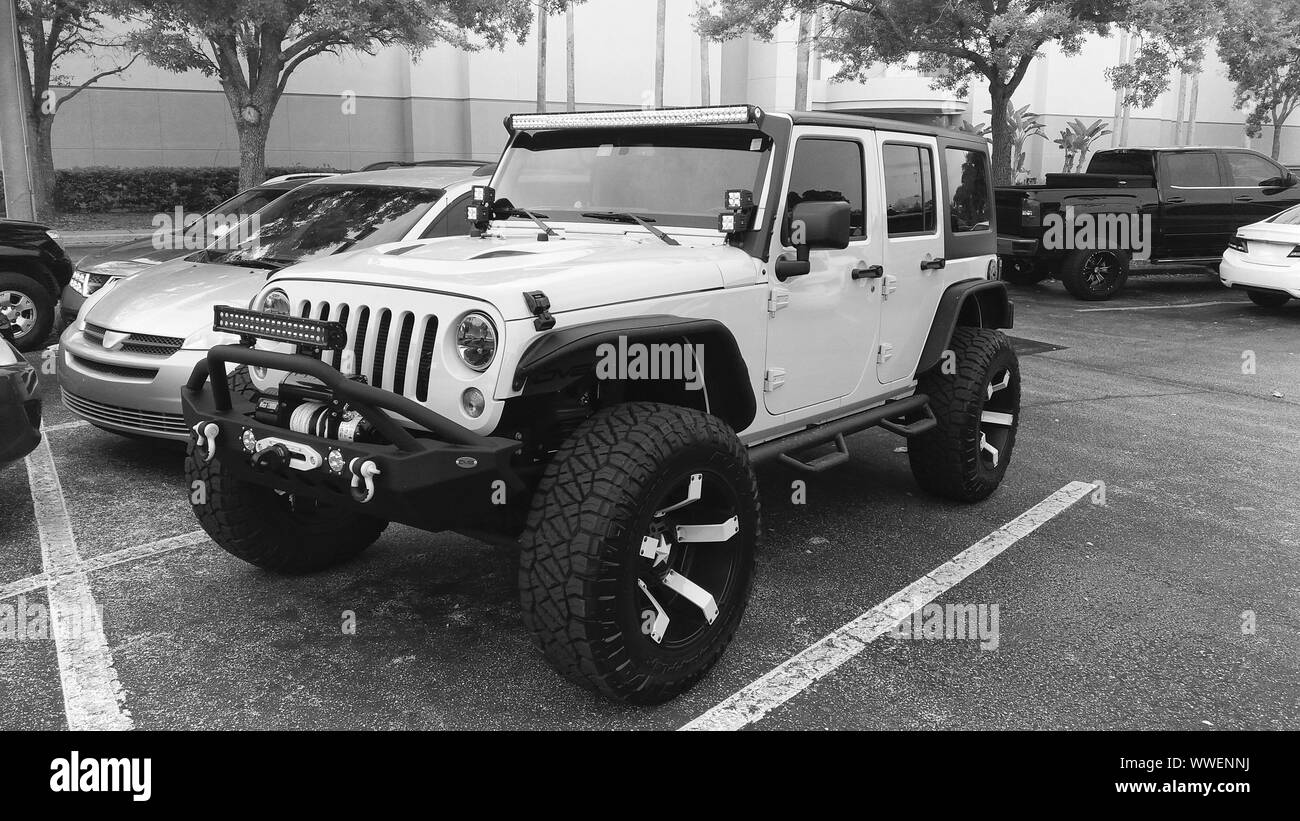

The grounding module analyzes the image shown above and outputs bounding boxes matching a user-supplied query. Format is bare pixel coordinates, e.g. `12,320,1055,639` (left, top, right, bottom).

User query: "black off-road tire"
519,402,760,704
228,364,257,400
1060,249,1130,301
908,327,1021,502
1247,289,1291,308
185,441,387,574
0,271,55,352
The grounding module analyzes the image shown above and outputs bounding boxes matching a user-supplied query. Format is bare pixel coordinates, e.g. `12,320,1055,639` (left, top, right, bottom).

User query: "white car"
1219,205,1300,307
60,166,486,440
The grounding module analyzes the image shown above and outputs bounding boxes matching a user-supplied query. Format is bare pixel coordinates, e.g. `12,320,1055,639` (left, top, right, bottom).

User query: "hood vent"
471,250,534,260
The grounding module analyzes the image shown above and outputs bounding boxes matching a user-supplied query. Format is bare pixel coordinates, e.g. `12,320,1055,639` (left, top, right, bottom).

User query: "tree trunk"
655,0,666,107
27,114,55,216
988,84,1014,186
1272,116,1283,160
236,121,269,189
536,8,548,112
565,6,575,112
794,12,812,110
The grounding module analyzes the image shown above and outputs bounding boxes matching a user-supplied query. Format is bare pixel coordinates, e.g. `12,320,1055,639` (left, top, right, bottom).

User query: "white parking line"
40,420,90,433
24,438,134,731
680,481,1097,731
1075,301,1238,312
0,530,210,603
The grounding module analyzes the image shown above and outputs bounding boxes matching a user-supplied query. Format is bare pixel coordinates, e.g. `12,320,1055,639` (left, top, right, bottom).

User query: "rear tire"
519,402,760,704
185,440,387,574
908,327,1021,502
1060,249,1129,301
1247,289,1291,308
0,271,55,352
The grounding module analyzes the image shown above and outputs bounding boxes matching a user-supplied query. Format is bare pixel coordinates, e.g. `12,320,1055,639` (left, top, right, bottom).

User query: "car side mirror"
776,200,852,281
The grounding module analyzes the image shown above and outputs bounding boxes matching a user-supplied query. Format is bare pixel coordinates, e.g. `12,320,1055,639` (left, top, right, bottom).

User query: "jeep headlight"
259,288,291,316
455,312,497,372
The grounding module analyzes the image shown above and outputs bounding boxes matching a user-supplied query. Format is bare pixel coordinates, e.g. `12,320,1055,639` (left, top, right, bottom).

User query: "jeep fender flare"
513,314,757,432
916,280,1014,374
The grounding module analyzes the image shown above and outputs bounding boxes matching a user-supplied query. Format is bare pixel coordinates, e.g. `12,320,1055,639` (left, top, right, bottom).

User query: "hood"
75,236,190,277
84,258,270,338
271,232,758,320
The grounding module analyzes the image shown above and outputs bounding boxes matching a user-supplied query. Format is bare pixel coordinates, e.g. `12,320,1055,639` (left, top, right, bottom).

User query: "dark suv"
0,314,41,467
0,218,74,352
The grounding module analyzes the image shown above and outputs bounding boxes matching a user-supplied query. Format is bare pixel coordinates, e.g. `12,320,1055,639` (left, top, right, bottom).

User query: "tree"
13,1,139,216
119,1,556,189
697,0,1216,185
1216,0,1300,159
1053,118,1112,172
536,4,547,111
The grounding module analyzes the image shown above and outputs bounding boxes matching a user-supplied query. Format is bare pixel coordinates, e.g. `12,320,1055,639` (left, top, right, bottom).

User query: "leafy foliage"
1216,0,1300,156
1053,118,1113,171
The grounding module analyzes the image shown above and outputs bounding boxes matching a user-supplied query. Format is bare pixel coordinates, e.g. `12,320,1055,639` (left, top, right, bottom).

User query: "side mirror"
776,200,852,280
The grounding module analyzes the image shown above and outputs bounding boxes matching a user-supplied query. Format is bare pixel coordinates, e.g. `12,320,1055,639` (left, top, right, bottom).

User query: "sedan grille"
298,300,437,397
62,388,188,436
82,323,183,357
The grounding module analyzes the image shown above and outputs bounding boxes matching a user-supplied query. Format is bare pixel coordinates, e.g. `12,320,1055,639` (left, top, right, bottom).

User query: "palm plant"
985,104,1047,183
1054,118,1114,172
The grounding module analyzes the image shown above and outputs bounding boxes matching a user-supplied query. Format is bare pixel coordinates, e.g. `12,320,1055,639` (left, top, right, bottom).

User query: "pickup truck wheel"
1060,249,1129,301
908,327,1021,502
1246,289,1291,308
185,441,387,574
0,272,55,352
519,402,759,704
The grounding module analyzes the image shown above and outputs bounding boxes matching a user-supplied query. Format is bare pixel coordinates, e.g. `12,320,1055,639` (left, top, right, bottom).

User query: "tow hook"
251,443,292,474
191,422,219,463
348,458,381,504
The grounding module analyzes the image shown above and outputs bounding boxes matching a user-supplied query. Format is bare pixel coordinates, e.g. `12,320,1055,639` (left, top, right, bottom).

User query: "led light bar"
508,105,763,132
214,306,346,351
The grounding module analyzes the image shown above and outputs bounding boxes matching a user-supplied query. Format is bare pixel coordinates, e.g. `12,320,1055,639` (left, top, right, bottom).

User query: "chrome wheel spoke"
979,431,1000,468
674,515,739,544
655,473,703,517
980,410,1014,427
661,569,718,624
639,534,671,567
986,369,1011,400
637,579,671,644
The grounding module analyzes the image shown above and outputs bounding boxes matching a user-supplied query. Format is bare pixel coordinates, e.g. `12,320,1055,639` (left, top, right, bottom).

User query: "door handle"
920,257,946,271
1233,195,1252,202
852,264,884,280
1166,196,1185,203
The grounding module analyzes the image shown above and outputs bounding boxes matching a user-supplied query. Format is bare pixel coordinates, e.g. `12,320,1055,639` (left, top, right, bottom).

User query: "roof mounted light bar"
506,105,764,133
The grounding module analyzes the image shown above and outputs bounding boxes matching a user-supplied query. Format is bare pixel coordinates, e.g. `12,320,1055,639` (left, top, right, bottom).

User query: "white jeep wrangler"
182,105,1018,704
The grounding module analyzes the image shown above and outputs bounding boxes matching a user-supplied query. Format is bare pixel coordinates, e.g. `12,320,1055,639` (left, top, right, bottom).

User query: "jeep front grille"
298,300,438,397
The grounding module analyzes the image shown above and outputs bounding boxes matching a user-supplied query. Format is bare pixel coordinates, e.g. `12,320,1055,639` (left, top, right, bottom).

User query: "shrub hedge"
0,165,341,215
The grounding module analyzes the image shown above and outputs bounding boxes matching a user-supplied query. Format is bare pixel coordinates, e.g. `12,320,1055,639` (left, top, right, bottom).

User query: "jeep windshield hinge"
767,287,790,315
523,290,556,331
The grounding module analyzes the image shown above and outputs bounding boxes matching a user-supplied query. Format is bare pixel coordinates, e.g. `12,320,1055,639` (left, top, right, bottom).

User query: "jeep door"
763,130,882,416
875,132,947,384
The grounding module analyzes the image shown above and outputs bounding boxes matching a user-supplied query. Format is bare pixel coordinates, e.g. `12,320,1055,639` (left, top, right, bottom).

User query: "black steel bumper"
997,236,1042,258
182,345,526,533
0,363,42,467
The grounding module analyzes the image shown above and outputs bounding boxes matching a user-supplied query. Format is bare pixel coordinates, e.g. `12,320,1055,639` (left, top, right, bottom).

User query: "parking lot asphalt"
1,270,1296,730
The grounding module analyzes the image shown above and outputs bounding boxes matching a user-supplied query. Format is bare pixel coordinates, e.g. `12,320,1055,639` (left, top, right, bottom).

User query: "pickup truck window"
883,143,937,236
1226,152,1284,187
785,137,866,239
1164,152,1222,188
945,148,990,233
1088,152,1155,176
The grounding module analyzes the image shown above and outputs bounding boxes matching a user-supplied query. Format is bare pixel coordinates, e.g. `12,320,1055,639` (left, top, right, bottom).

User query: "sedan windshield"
200,184,443,267
494,127,771,229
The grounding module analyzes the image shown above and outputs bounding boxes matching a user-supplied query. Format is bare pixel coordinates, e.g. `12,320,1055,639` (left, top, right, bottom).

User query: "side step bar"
749,394,935,468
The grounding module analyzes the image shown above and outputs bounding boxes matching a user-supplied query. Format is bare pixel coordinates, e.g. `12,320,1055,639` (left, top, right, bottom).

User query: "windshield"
494,127,771,229
201,184,443,266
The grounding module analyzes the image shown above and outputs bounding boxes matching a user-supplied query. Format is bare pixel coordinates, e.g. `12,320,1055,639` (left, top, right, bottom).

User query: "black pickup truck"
996,146,1300,299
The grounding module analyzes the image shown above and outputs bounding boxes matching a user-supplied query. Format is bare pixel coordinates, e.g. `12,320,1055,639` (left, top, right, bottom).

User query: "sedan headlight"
70,269,116,297
455,312,497,372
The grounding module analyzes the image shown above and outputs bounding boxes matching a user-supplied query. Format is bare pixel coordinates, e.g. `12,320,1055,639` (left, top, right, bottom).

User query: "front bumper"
58,324,200,440
0,363,42,466
183,345,528,534
1219,254,1300,298
997,236,1041,258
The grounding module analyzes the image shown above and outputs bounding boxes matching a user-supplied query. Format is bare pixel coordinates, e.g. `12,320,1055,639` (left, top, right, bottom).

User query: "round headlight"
261,288,291,316
455,312,497,372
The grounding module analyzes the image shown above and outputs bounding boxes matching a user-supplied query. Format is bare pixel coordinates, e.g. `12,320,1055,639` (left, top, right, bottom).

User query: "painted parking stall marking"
681,481,1097,732
24,437,133,731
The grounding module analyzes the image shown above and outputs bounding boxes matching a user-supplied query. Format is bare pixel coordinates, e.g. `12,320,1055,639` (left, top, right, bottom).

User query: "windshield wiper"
581,212,680,246
497,206,559,238
216,257,288,271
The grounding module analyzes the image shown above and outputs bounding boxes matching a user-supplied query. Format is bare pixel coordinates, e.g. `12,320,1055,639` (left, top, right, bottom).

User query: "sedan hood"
272,232,757,320
84,258,270,339
75,236,189,278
